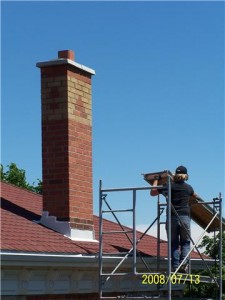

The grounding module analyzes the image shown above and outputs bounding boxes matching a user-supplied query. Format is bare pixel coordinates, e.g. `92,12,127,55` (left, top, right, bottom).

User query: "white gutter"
0,252,165,270
1,252,98,268
1,252,214,270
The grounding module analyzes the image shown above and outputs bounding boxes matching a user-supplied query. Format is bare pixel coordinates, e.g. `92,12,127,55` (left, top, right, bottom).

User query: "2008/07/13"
142,274,201,285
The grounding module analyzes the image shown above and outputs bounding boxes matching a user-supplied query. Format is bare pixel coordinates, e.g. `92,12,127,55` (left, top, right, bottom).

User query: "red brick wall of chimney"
39,50,93,231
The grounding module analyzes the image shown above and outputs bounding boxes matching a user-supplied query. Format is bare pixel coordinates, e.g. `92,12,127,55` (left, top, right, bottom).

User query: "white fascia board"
36,58,96,75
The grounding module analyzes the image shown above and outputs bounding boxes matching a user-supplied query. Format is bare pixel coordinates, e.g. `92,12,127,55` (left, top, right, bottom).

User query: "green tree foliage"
200,233,225,263
185,232,225,299
1,163,42,194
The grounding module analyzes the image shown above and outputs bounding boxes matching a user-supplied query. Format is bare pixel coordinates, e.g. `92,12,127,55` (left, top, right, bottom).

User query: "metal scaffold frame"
98,173,223,300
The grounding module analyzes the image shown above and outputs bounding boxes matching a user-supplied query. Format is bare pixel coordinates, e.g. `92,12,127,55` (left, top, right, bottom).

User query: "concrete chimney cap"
36,50,95,75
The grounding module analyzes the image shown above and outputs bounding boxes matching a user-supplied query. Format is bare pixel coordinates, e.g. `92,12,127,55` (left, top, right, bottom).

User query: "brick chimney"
36,50,95,240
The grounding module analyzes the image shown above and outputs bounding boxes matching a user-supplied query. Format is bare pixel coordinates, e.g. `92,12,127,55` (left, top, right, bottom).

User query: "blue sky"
1,1,224,233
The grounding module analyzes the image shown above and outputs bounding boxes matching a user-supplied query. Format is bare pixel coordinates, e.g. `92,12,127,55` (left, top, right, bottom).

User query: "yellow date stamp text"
142,274,201,285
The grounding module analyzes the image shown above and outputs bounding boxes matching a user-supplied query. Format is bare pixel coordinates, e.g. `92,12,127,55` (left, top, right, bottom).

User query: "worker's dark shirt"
159,181,194,216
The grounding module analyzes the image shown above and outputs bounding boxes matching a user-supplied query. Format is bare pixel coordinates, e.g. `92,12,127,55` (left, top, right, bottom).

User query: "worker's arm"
190,192,204,205
150,178,160,196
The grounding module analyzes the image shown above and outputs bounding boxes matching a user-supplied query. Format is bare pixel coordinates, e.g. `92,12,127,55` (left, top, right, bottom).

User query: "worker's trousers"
166,214,191,270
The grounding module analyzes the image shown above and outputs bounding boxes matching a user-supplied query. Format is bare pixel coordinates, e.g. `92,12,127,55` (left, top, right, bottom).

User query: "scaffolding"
98,171,224,300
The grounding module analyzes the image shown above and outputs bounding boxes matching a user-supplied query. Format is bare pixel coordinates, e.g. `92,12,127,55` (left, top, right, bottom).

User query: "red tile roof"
1,181,201,258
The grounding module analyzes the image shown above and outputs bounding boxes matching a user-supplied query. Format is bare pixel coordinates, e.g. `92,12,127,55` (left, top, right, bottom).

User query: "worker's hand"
194,193,203,202
154,174,162,181
196,197,203,202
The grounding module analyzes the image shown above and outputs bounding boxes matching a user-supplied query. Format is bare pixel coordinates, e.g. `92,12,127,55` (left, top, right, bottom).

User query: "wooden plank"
143,170,173,186
189,197,225,232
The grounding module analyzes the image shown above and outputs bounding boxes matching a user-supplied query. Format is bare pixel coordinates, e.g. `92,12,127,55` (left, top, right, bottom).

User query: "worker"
150,166,199,273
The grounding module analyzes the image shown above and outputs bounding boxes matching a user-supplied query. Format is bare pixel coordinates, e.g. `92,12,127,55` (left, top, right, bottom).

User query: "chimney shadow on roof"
1,198,41,221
